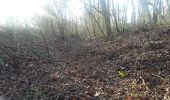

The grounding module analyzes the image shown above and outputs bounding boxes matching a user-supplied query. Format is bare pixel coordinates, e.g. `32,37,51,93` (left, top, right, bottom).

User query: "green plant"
118,70,128,78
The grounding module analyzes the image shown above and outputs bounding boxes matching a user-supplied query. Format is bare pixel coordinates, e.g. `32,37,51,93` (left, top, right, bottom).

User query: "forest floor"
0,29,170,100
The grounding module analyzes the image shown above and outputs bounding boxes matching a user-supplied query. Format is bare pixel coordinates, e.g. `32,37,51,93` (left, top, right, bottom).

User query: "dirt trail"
0,29,170,100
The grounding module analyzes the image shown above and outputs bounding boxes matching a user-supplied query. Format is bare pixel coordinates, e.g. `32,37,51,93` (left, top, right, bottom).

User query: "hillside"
0,29,170,100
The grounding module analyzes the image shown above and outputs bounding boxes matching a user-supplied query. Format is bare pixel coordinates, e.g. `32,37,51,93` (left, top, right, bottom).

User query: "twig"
56,92,61,100
151,74,166,82
139,76,150,91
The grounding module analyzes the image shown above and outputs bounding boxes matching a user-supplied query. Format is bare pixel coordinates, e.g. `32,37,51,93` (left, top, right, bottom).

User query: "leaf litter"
0,29,170,100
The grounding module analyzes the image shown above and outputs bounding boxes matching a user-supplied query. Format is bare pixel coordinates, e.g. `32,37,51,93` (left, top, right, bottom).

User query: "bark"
100,0,113,37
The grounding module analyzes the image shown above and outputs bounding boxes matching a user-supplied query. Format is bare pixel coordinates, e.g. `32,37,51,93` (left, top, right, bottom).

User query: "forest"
0,0,170,99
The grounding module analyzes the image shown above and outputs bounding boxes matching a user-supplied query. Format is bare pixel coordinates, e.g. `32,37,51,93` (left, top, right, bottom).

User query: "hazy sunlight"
0,0,134,24
0,0,46,24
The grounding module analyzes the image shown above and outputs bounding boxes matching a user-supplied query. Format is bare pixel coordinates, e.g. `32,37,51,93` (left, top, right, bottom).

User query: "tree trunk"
153,0,158,23
100,0,113,37
167,0,170,15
